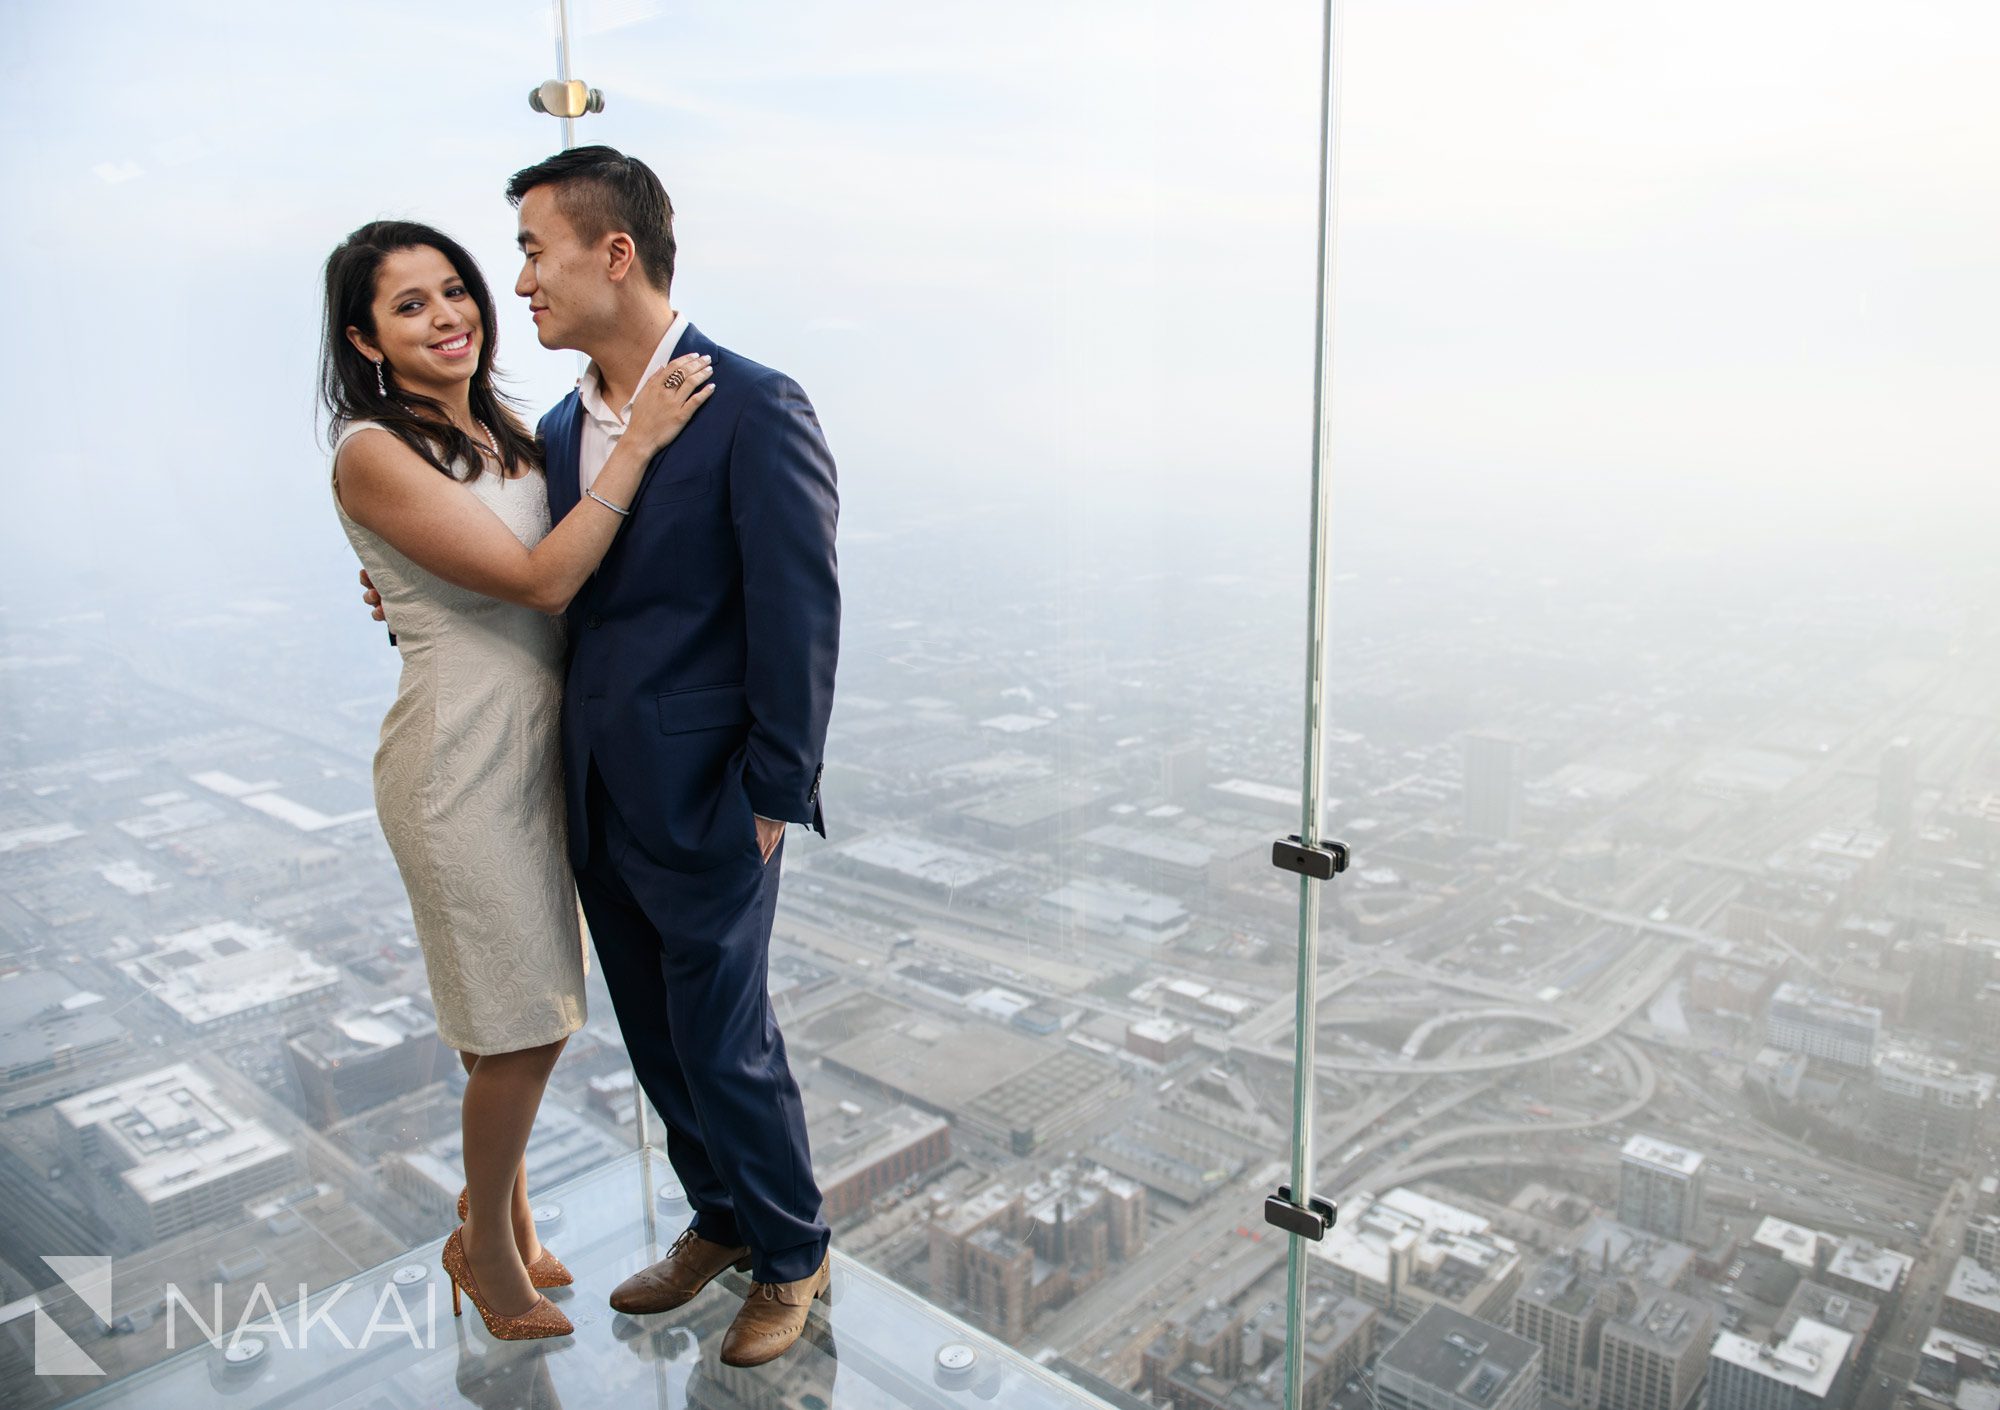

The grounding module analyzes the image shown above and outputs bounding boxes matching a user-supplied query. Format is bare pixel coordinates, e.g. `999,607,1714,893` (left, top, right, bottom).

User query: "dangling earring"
374,359,387,398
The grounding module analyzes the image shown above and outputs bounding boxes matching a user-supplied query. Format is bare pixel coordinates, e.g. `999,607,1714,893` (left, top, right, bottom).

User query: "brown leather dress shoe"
609,1227,753,1314
719,1252,831,1367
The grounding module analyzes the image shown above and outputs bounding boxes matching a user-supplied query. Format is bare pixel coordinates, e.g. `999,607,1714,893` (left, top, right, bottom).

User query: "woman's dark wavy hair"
318,219,537,480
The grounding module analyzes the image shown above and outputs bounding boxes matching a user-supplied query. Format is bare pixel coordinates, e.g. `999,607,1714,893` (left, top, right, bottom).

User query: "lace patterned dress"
331,419,587,1054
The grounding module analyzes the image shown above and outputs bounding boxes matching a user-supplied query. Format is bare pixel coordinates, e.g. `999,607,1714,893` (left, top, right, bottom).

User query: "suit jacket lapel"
543,392,583,525
627,322,716,489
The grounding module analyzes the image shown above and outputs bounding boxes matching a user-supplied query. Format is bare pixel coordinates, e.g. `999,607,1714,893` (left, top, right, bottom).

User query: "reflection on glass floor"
63,1146,1111,1410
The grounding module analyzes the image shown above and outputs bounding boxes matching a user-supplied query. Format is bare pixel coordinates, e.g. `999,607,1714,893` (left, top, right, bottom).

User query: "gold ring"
663,370,686,391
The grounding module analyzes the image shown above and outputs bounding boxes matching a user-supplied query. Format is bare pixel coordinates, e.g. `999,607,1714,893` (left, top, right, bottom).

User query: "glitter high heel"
458,1186,574,1287
441,1225,573,1341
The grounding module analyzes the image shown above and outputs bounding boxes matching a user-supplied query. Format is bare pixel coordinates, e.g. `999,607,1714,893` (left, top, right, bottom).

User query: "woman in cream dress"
319,219,712,1337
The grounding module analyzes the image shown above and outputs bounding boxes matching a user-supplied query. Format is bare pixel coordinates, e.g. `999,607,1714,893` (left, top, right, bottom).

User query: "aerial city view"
2,503,1993,1410
8,0,1998,1400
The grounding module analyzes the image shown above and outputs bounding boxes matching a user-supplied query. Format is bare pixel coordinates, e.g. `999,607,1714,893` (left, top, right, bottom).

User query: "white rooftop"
1950,1256,2000,1314
1621,1133,1705,1177
239,790,374,832
54,1062,293,1204
1209,778,1300,808
979,713,1051,734
1826,1237,1911,1294
116,920,340,1027
1314,1187,1518,1294
839,832,1009,888
1712,1317,1852,1399
1771,981,1882,1023
1876,1043,1997,1100
966,988,1033,1020
188,769,280,797
1921,1326,2000,1371
1753,1215,1826,1272
1042,878,1187,927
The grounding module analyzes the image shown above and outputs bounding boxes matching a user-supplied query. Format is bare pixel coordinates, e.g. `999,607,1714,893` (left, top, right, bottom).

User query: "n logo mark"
37,1255,111,1376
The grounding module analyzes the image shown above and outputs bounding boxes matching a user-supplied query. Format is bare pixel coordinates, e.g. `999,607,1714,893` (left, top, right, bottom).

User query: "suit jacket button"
586,613,602,629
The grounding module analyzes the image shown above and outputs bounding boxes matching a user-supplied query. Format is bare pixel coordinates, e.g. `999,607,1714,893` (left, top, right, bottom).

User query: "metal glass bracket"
532,0,603,147
1271,835,1349,880
1264,1186,1338,1242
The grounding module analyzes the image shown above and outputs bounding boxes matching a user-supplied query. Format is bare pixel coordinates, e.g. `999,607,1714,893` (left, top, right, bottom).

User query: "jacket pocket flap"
643,465,720,504
655,683,751,734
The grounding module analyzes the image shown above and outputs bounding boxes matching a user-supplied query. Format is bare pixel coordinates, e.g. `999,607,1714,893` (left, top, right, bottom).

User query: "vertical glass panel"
1272,7,1998,1410
4,2,1323,1406
0,4,632,1403
476,0,1326,1398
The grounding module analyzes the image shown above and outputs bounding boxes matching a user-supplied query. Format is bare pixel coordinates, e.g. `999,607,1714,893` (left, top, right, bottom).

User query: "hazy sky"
4,0,1995,609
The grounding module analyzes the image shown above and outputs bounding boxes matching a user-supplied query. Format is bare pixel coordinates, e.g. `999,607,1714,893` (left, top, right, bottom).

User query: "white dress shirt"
575,309,689,495
573,312,785,839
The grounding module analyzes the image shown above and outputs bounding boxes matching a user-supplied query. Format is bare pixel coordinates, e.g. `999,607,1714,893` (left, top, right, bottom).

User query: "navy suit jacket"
538,322,839,874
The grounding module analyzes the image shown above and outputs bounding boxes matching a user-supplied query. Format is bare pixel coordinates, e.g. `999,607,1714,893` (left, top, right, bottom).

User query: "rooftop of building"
115,919,340,1026
1824,1237,1912,1293
806,1097,952,1189
1752,1216,1826,1272
0,967,127,1075
1922,1325,2000,1375
1951,1257,2000,1314
1042,878,1188,925
836,831,1012,887
1602,1283,1712,1356
286,995,436,1065
1518,1257,1597,1316
1314,1187,1519,1296
1571,1217,1697,1289
1377,1305,1540,1404
1780,1281,1877,1341
1621,1133,1705,1176
1127,1017,1193,1044
1208,778,1300,808
1769,982,1882,1024
53,1061,293,1203
1875,1042,1997,1099
821,1010,1049,1112
1079,823,1216,869
1711,1316,1852,1398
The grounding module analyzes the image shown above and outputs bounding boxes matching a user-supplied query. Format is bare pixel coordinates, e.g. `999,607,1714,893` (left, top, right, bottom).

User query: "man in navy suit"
507,146,838,1366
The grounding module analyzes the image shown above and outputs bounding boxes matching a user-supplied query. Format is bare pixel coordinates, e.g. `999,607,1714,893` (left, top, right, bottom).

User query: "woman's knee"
469,1037,565,1077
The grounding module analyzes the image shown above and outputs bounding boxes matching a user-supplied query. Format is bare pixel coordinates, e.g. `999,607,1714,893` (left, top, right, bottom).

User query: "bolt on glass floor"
51,1146,1114,1410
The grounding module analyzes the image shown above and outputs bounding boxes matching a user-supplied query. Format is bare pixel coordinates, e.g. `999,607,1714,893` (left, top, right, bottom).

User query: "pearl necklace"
393,399,505,477
471,419,504,477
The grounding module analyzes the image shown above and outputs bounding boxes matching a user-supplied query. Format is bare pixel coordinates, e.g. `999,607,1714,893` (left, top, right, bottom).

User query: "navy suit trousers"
576,758,828,1283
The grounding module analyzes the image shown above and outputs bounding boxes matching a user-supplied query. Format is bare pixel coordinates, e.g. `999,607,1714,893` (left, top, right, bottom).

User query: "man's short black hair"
506,145,676,293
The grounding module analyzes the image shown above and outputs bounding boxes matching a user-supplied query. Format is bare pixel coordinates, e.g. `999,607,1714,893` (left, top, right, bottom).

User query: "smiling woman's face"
345,244,483,397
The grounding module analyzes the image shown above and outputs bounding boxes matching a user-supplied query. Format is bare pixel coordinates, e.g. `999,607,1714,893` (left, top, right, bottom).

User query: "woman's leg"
455,1048,548,1262
457,1036,567,1315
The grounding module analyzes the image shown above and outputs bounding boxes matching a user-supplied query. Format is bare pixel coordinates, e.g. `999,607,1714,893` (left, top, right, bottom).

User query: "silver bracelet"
584,487,631,517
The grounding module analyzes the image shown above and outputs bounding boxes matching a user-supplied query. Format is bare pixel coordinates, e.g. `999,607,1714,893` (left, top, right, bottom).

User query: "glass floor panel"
54,1147,1112,1410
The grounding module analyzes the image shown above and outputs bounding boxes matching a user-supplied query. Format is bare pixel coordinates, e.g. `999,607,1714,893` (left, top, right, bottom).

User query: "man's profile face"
514,185,603,353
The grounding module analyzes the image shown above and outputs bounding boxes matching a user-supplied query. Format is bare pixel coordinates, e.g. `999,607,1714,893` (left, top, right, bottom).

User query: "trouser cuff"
757,1233,829,1285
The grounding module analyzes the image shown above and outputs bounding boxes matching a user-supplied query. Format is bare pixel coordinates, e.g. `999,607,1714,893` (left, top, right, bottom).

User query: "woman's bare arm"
336,355,712,615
